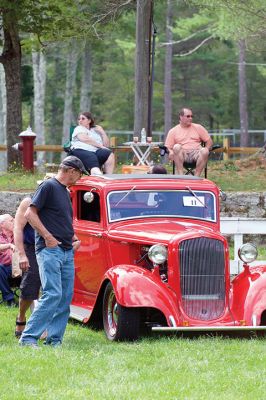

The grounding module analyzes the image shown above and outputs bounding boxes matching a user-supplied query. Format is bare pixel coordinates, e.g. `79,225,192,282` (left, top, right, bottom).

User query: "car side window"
77,190,101,223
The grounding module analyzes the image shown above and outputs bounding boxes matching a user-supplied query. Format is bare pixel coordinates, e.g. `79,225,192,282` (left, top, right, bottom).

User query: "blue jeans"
0,264,14,302
20,246,74,346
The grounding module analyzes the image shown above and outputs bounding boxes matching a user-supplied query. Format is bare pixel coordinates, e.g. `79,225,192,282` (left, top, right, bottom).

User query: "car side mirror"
219,190,227,201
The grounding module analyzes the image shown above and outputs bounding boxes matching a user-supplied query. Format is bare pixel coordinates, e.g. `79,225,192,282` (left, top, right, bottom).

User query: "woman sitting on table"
70,112,115,175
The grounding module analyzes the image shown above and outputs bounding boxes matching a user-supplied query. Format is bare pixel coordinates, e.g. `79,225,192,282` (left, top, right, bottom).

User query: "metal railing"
220,217,266,275
0,129,265,168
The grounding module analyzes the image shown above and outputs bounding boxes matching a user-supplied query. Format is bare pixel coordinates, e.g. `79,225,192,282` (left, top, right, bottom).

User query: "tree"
0,62,6,170
187,0,266,143
0,0,68,166
62,39,79,148
0,3,22,166
188,0,266,47
163,0,173,137
0,0,134,167
32,49,46,166
79,41,92,112
134,0,153,137
238,39,248,147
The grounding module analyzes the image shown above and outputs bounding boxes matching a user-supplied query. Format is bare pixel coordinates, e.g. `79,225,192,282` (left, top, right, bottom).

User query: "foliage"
154,1,266,131
0,0,134,46
1,0,266,152
187,0,266,47
0,306,266,400
0,0,135,163
92,14,136,130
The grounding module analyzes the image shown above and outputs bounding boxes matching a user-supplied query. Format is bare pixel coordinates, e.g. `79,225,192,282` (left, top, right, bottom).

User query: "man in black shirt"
19,156,88,348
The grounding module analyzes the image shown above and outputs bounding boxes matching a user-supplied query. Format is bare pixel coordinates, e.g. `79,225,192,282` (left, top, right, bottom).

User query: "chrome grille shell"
179,237,225,320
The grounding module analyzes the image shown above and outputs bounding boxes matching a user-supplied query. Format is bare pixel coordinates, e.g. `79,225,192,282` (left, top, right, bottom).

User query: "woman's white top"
71,125,103,152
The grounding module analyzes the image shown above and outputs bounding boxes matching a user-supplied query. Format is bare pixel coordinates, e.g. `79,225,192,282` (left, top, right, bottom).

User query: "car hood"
108,219,216,243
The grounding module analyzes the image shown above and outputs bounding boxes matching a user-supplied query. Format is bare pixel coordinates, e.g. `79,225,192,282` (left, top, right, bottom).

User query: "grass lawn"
0,157,265,399
0,156,265,192
207,158,266,192
0,304,266,400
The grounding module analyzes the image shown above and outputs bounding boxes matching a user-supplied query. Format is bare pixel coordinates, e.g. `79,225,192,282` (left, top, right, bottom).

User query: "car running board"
70,305,92,323
152,325,266,332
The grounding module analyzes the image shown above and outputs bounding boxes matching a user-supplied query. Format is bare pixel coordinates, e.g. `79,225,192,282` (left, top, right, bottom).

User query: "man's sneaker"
43,340,62,348
19,340,40,349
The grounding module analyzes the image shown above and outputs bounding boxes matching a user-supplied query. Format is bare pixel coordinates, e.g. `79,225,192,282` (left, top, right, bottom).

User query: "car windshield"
107,190,216,222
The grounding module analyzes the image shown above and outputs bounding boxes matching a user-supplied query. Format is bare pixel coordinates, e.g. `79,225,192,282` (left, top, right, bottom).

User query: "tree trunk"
80,42,92,112
238,39,249,147
32,50,46,166
0,12,22,167
164,0,173,139
49,54,62,145
62,40,79,149
0,63,7,170
134,0,153,137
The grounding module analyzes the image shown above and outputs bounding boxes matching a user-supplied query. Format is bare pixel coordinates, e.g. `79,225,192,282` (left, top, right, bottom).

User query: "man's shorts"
71,148,112,170
184,149,202,164
20,244,41,300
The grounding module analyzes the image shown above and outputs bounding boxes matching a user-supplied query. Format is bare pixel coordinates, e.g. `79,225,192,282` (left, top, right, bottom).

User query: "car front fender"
231,265,266,325
104,265,179,326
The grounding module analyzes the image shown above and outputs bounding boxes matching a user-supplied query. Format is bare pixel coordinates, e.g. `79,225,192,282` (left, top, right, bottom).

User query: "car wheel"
103,282,140,341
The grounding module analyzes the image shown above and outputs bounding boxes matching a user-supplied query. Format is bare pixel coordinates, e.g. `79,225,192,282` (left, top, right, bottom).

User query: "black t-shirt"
23,223,35,245
31,178,74,252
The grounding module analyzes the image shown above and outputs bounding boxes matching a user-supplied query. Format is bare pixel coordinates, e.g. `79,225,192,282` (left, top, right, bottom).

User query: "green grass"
0,171,44,191
0,161,264,399
0,305,266,400
207,161,266,192
0,159,265,192
258,247,266,259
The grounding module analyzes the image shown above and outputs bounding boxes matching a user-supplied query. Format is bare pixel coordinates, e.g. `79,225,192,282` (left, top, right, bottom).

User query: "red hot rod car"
69,174,266,340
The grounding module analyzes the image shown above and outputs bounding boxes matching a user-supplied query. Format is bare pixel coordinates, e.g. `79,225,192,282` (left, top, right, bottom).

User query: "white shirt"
71,125,102,152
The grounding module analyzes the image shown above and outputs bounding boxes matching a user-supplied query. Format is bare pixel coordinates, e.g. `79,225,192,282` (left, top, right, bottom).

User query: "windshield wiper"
114,185,137,207
185,186,208,208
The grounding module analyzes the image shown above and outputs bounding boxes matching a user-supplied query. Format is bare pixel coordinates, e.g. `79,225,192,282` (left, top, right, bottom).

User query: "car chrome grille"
179,237,225,321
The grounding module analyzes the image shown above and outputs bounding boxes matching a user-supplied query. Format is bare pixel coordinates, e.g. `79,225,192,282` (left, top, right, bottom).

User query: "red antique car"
69,174,266,340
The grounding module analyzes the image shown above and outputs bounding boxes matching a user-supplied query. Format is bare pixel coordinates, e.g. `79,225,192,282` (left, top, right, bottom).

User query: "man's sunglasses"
184,115,193,118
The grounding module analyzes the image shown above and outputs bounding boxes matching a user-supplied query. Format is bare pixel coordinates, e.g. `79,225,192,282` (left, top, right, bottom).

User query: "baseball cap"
60,156,89,175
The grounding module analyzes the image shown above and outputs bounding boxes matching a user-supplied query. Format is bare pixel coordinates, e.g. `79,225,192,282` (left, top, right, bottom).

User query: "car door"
73,188,108,308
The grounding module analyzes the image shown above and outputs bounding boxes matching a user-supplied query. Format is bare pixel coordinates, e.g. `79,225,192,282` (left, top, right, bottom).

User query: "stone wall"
0,191,266,218
220,192,266,218
0,191,33,216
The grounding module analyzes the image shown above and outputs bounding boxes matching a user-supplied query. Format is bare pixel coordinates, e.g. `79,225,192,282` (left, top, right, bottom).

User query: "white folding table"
123,142,162,166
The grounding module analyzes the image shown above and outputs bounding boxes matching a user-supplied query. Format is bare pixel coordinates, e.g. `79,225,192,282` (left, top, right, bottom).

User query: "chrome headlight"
238,243,258,263
148,244,167,265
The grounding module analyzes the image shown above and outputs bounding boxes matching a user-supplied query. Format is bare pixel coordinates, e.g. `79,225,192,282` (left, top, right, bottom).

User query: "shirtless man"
165,107,213,176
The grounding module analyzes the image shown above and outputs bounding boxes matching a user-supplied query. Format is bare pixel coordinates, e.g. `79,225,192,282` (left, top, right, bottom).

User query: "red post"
14,127,36,172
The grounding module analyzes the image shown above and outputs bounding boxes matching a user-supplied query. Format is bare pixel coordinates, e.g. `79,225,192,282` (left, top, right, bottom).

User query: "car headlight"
238,243,258,263
148,244,167,265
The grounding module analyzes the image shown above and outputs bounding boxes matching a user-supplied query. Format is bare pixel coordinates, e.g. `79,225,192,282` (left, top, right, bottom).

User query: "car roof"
73,174,219,194
86,174,203,181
